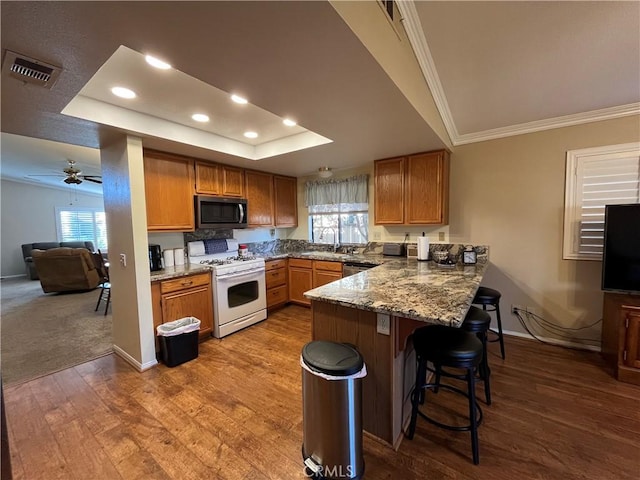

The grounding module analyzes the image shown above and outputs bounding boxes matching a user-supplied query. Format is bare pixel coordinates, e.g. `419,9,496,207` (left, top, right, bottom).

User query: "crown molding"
455,103,640,145
397,1,640,147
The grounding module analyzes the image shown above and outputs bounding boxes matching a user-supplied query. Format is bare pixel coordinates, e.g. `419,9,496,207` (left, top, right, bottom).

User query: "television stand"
602,292,640,386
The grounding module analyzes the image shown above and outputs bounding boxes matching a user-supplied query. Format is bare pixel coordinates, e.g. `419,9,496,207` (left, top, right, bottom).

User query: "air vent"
2,50,62,88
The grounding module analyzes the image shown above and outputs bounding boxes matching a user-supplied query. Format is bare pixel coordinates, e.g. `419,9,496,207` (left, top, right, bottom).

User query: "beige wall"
292,115,640,346
450,115,639,346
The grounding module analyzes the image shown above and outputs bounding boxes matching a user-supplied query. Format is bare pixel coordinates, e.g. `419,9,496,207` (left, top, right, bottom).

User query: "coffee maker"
149,244,163,271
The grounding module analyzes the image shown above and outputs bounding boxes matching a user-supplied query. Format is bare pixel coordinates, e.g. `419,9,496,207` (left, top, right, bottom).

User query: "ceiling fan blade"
83,176,103,184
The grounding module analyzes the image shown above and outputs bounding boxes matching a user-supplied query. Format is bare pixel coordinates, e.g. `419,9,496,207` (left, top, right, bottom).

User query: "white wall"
0,179,104,277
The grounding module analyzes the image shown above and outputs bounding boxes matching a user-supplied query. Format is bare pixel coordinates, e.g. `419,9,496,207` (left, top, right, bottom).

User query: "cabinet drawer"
266,259,287,271
267,284,288,307
289,258,312,269
160,273,210,294
313,260,343,273
266,268,287,289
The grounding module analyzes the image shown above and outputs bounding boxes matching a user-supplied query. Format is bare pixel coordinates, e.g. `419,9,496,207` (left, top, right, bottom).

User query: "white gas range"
188,241,266,338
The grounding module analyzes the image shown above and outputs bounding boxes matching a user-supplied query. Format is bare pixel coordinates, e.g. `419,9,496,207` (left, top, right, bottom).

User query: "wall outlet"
119,253,126,267
377,314,390,335
511,304,526,314
438,231,445,241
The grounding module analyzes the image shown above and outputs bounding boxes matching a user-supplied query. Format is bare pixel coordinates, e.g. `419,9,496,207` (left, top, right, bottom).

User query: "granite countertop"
150,263,212,281
303,258,488,327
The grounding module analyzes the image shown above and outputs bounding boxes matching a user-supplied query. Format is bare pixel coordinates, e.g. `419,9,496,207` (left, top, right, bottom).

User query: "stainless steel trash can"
301,341,366,480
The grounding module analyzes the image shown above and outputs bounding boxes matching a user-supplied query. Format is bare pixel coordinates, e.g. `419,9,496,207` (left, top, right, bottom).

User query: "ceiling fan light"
318,167,333,178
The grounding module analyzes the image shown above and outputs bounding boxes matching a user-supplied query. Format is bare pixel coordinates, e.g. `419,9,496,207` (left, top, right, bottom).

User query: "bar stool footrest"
414,383,483,431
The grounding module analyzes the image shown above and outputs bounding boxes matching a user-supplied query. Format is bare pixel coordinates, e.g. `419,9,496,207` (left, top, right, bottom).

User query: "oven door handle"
216,268,265,282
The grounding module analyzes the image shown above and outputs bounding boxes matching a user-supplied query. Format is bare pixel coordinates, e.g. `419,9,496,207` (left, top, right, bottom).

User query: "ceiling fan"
29,159,102,185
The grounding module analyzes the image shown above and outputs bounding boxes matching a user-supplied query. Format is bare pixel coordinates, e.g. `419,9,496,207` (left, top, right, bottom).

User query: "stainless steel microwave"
195,195,248,229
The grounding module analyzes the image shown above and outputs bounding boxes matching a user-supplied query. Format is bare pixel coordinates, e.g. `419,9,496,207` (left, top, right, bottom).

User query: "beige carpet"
1,277,113,385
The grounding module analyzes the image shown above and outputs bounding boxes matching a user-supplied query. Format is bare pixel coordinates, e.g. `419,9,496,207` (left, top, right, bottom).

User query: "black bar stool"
406,324,484,465
473,286,505,359
461,306,492,405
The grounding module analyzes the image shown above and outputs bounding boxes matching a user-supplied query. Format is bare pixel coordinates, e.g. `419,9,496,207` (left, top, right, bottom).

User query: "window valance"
305,174,369,207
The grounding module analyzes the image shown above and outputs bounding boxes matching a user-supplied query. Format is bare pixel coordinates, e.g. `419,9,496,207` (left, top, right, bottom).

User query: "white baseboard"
0,274,28,280
113,344,158,371
503,329,601,352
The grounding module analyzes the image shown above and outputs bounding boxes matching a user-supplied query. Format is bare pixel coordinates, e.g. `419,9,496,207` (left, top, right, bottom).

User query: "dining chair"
93,250,111,316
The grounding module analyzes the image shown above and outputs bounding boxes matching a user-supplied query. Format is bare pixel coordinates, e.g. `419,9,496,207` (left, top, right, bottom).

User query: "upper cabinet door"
374,157,405,225
195,162,221,195
405,151,449,225
274,175,298,227
245,170,274,227
144,150,195,231
221,165,244,197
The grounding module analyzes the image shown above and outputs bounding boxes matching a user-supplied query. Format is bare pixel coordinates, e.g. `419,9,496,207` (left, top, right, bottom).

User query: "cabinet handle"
181,280,193,286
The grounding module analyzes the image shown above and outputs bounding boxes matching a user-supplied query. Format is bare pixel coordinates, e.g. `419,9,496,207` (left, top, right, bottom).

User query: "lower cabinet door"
161,285,213,339
289,267,312,306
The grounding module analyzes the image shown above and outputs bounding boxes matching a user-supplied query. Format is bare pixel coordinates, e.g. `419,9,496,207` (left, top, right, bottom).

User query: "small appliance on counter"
382,243,406,257
149,244,163,271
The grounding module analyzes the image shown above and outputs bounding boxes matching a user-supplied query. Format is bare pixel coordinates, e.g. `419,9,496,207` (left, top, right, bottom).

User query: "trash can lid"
302,341,364,376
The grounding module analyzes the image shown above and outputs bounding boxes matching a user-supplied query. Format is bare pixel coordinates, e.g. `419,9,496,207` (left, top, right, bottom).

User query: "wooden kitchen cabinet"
274,175,298,227
313,260,343,288
245,170,275,227
288,258,343,307
266,259,288,310
602,292,640,386
288,258,312,306
195,161,244,197
151,272,214,346
374,149,450,226
144,150,195,231
245,171,297,228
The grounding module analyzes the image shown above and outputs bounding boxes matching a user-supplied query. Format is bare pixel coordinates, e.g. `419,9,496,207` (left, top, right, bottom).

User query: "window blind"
56,207,108,251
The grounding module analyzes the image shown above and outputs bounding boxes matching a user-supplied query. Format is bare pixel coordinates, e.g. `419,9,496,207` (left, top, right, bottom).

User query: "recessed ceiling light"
283,118,297,127
145,55,171,70
244,131,258,139
231,94,248,104
111,86,136,99
191,113,210,123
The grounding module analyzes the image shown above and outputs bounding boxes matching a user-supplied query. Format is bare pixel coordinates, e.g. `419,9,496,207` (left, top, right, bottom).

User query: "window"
309,203,368,245
563,143,640,260
56,207,108,251
306,174,369,245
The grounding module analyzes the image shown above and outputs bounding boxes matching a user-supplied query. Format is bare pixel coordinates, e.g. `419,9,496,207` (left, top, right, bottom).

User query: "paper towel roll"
173,248,185,266
417,236,430,261
163,249,174,268
187,241,205,257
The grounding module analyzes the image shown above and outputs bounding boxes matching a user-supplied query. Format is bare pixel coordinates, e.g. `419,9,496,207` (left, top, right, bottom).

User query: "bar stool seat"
462,306,492,405
407,324,484,464
473,286,505,359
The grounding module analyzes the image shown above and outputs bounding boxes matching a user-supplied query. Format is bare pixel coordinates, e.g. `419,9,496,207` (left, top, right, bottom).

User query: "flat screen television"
602,203,640,293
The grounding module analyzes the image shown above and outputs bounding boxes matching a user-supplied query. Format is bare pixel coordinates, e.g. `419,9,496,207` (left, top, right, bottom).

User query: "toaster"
382,243,406,256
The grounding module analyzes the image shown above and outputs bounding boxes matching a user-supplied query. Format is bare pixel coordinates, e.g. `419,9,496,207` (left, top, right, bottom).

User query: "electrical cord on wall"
512,307,601,346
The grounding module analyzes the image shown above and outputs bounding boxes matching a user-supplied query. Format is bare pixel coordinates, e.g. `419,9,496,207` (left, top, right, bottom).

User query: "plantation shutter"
577,156,640,255
564,143,640,260
56,208,108,251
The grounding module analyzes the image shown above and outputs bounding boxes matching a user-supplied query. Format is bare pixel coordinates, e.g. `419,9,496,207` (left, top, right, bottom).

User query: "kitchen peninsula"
304,251,488,448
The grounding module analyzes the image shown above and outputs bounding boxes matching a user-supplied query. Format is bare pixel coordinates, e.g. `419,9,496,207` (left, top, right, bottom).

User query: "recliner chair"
21,241,95,280
31,247,101,293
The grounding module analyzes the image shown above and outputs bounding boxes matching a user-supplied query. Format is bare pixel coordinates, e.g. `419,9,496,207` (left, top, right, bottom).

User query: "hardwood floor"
4,305,639,479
